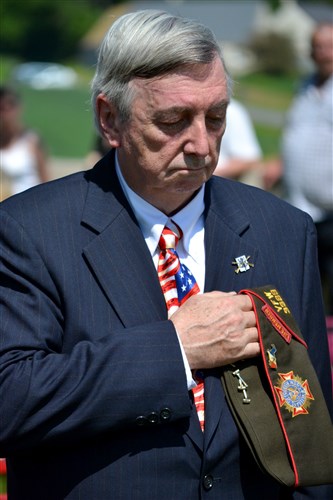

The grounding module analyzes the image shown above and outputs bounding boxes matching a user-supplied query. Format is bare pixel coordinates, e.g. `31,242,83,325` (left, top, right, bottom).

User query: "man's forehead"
134,57,226,85
131,61,228,106
152,100,229,117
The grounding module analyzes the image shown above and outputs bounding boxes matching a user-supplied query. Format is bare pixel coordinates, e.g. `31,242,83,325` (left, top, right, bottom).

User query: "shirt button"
203,474,214,490
160,408,172,421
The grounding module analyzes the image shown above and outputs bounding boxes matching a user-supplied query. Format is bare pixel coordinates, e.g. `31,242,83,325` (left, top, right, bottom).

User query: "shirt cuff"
175,329,197,390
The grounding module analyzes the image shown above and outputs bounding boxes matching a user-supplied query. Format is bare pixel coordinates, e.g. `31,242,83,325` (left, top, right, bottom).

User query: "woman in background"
0,86,49,198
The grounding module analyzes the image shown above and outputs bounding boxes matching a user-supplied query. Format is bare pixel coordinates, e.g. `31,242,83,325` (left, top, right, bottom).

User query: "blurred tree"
0,0,102,61
266,0,282,11
265,0,333,6
249,32,297,76
89,0,126,5
302,0,333,4
1,0,332,62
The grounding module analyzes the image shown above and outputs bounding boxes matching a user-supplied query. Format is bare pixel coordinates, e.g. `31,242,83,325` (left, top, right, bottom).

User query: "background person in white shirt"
214,99,263,187
265,23,333,315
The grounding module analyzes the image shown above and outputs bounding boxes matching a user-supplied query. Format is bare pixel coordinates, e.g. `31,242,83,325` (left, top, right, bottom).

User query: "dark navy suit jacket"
1,151,332,499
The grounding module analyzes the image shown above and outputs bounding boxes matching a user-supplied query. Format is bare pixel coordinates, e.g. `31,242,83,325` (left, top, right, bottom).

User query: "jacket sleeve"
0,209,191,456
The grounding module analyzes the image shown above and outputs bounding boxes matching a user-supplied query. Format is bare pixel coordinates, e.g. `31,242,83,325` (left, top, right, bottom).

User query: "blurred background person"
214,98,263,188
264,22,333,316
0,86,49,199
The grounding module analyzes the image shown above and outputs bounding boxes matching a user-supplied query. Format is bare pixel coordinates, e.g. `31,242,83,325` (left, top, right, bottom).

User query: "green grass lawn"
236,72,298,110
19,85,95,158
1,56,96,158
254,123,282,158
235,72,297,157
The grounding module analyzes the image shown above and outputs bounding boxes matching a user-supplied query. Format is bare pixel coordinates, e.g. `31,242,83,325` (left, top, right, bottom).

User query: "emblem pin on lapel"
232,255,254,274
232,369,251,404
267,344,278,369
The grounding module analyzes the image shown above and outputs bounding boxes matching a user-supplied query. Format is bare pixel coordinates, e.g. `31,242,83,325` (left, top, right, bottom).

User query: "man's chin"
172,176,207,196
172,165,212,179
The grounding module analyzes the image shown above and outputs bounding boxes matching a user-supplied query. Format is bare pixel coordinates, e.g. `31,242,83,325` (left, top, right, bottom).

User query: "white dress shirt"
217,99,262,166
282,75,333,222
115,156,206,388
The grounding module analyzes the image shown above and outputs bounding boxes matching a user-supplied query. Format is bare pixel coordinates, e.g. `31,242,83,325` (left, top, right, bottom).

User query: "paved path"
50,157,87,179
247,106,286,127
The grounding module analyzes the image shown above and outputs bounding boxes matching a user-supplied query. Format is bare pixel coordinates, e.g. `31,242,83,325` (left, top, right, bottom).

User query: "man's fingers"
245,326,259,343
244,311,257,328
242,341,261,359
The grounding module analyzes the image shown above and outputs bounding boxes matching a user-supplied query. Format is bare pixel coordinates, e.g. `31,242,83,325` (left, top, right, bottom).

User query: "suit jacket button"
160,408,171,421
147,412,159,424
136,416,148,426
203,474,214,490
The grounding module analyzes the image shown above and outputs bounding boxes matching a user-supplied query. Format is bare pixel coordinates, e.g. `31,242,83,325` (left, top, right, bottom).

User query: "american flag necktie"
158,222,205,431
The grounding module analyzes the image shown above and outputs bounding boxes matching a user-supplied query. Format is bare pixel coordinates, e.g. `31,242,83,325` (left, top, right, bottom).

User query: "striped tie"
158,222,205,431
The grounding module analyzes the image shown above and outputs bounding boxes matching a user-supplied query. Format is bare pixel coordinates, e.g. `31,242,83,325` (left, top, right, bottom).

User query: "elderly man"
1,10,332,500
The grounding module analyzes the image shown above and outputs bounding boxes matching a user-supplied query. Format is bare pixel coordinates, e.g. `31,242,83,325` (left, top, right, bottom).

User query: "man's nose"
183,120,210,157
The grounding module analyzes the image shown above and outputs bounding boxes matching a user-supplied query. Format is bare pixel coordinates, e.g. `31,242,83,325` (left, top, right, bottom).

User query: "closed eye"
157,118,188,134
206,116,225,128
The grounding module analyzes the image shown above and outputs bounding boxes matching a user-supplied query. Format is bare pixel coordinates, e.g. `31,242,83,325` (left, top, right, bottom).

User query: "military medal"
274,371,314,417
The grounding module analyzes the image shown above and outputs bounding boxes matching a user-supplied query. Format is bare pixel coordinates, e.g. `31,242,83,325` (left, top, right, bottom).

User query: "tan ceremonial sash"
221,285,333,487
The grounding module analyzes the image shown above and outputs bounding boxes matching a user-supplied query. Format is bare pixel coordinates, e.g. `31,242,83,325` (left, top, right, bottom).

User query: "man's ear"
96,94,121,148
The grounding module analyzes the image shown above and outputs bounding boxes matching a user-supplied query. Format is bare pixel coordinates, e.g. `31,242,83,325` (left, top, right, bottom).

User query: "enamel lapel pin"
232,255,254,274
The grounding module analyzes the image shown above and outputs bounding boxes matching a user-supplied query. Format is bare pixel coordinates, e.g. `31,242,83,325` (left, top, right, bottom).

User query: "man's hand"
170,291,259,369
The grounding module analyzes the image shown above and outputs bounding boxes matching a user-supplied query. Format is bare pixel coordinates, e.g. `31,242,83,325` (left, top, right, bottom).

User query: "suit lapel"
203,178,260,447
204,177,259,294
81,154,167,327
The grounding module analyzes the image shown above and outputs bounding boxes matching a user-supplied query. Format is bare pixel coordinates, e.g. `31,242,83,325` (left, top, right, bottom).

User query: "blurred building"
79,0,332,77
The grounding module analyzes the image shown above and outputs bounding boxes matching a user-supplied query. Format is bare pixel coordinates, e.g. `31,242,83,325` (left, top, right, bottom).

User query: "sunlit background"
1,0,331,168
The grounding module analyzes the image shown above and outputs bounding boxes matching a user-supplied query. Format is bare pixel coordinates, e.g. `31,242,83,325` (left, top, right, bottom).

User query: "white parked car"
12,62,78,89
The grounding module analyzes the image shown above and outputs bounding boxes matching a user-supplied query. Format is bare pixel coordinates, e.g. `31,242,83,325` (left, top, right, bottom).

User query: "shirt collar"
115,153,205,257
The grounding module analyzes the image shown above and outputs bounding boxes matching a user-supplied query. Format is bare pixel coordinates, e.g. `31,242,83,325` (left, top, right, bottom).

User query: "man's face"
311,25,333,79
103,57,229,214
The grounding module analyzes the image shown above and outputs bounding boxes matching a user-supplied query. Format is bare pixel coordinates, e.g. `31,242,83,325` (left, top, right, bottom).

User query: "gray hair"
91,9,232,125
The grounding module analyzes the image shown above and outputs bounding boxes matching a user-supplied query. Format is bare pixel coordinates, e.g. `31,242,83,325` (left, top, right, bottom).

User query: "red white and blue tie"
158,222,205,431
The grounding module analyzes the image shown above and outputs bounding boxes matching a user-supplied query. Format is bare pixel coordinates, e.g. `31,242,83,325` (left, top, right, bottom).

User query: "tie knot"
159,223,182,251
